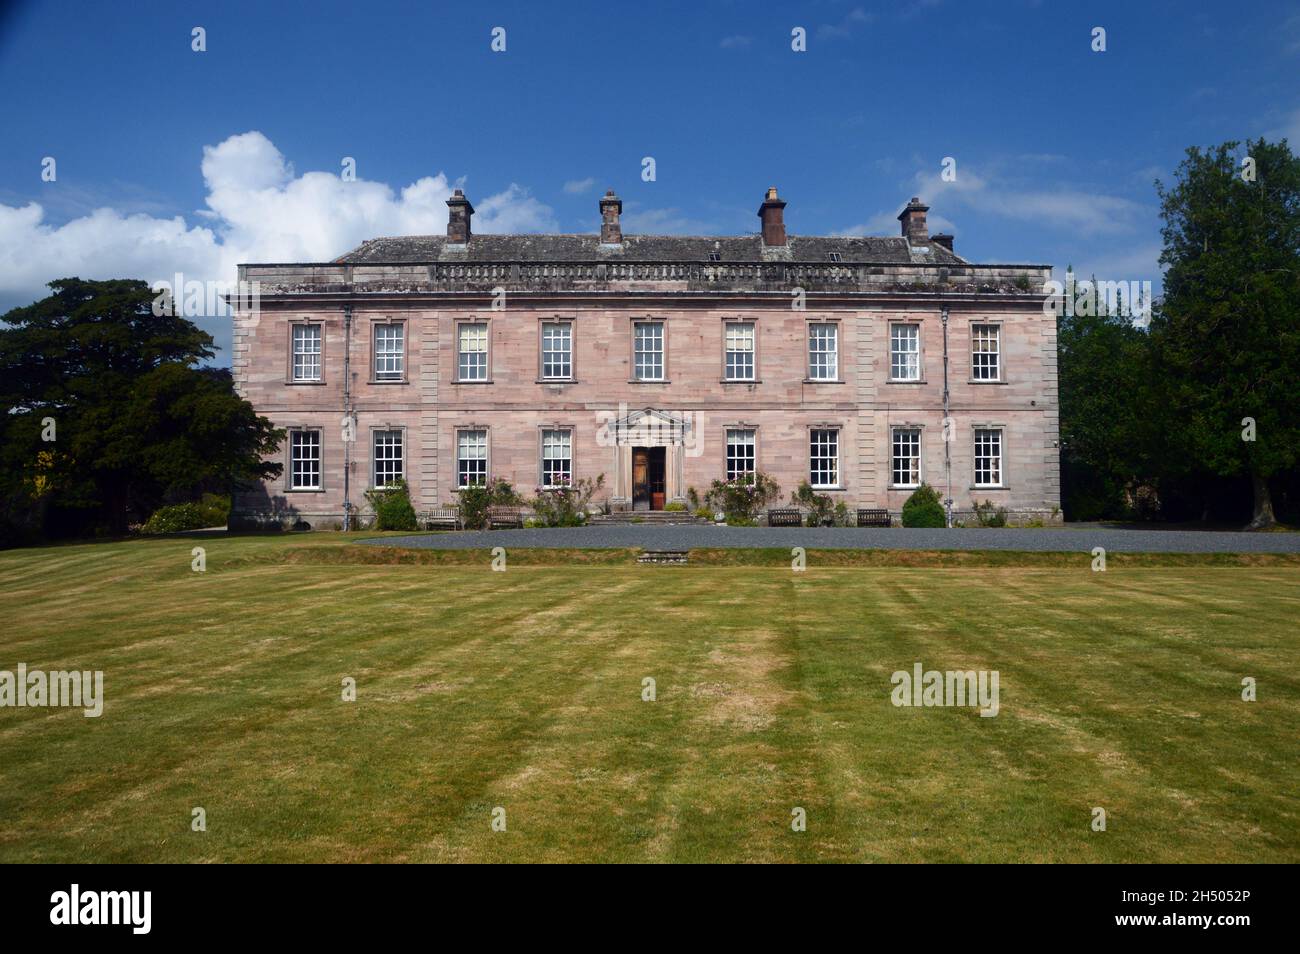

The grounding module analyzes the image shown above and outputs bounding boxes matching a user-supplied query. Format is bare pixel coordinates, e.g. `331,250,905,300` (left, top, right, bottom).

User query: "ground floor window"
541,428,572,487
289,430,321,490
892,428,921,488
974,428,1003,487
726,428,756,480
372,429,404,487
810,428,839,488
457,429,487,487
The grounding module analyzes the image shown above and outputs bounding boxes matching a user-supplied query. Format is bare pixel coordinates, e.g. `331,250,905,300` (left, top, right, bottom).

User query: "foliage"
0,278,283,542
694,507,714,521
663,501,686,512
686,486,700,510
530,474,605,527
972,499,1008,528
704,472,781,523
457,477,521,530
365,479,418,531
791,480,834,526
901,483,946,528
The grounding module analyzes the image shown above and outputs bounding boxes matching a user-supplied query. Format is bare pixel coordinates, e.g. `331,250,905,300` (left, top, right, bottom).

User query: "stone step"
590,512,709,525
637,549,690,565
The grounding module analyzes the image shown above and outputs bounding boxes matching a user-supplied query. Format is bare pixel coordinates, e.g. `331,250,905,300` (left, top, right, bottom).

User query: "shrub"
686,486,701,510
663,501,686,512
704,472,781,523
694,507,714,521
902,483,946,528
530,475,605,527
141,502,208,534
791,481,835,526
973,499,1008,528
458,477,521,530
365,479,418,531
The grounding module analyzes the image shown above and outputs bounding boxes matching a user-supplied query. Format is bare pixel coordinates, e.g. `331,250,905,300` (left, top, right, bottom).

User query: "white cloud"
562,177,597,195
620,205,718,235
0,131,557,357
818,7,874,39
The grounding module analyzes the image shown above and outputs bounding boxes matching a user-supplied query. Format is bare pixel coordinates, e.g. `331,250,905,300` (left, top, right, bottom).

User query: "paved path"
364,524,1300,554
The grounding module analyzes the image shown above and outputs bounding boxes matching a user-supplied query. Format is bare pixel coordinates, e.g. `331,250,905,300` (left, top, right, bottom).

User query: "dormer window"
828,252,843,263
707,252,721,262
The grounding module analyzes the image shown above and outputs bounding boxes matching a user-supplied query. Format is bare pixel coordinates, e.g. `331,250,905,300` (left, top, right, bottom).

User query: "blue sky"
2,0,1298,362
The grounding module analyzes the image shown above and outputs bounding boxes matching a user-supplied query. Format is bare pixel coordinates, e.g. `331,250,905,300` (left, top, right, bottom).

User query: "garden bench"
486,506,524,529
767,508,803,527
856,509,892,528
423,507,461,531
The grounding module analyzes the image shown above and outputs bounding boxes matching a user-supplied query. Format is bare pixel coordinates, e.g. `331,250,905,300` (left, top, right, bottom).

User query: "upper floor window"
808,323,838,380
372,429,404,487
633,321,664,381
291,324,322,382
724,321,756,381
289,430,321,490
726,428,756,480
891,428,921,488
890,324,920,381
974,428,1003,487
457,429,487,488
540,428,572,488
810,428,839,489
971,324,1001,381
541,322,572,380
373,323,404,381
458,322,489,381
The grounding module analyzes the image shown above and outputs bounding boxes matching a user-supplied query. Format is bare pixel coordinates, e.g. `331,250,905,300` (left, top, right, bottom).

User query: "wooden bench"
767,508,803,527
486,506,524,529
856,509,892,528
423,507,461,531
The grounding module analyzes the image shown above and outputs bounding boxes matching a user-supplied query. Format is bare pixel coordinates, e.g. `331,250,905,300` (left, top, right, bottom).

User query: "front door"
632,447,666,510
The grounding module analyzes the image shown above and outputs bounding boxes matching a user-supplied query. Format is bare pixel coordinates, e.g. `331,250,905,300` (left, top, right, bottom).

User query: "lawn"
0,533,1296,863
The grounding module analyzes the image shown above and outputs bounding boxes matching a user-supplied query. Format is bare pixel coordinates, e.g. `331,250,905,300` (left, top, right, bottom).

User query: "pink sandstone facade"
230,188,1060,527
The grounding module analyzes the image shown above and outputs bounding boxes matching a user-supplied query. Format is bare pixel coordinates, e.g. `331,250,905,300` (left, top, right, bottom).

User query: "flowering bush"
530,474,605,527
704,472,781,523
458,477,521,530
365,479,418,531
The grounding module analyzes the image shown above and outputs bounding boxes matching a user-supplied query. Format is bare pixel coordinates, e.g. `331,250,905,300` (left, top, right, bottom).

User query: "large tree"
0,278,283,541
1154,138,1300,527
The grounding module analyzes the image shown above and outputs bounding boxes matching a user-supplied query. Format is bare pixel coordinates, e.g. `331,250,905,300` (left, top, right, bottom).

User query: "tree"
1155,139,1300,528
0,278,284,541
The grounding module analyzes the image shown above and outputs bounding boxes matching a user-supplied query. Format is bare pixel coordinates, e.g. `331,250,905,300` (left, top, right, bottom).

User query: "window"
707,251,721,262
810,428,839,488
541,322,572,380
634,321,664,381
372,430,403,488
808,323,838,380
726,428,756,480
457,430,487,488
724,321,755,381
974,429,1003,487
289,430,321,490
892,428,921,488
540,429,572,487
458,322,489,381
971,324,1001,381
890,324,920,381
291,324,322,382
828,252,842,263
373,324,404,381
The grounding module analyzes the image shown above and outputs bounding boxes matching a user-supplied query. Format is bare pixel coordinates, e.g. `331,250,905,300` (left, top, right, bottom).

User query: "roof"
334,233,971,266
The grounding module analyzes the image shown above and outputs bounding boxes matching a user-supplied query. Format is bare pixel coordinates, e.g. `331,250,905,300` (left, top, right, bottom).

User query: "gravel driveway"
364,524,1300,554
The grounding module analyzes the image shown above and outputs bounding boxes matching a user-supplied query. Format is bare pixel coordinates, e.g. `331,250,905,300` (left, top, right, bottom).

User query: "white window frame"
974,428,1004,488
289,429,322,490
633,321,665,381
724,321,756,381
541,322,573,381
890,323,921,381
808,323,839,381
291,324,322,382
971,323,1001,382
809,428,840,489
725,428,756,480
457,322,490,382
456,429,488,488
891,427,921,488
372,429,404,488
540,428,573,488
373,323,405,382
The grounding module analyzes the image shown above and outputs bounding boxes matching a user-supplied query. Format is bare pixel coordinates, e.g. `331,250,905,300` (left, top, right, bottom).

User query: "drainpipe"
941,305,953,528
342,304,354,531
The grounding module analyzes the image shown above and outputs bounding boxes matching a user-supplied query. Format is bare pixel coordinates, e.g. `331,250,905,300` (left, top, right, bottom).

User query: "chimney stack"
757,186,787,247
599,190,623,245
932,233,954,252
898,196,930,246
446,188,474,244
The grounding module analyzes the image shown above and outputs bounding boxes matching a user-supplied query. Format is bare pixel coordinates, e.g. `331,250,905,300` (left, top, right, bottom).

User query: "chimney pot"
898,196,930,246
599,189,623,245
446,189,474,243
758,186,788,247
932,233,954,252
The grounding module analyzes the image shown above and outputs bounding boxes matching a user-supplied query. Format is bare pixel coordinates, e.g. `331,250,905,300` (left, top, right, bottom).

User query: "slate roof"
334,233,971,266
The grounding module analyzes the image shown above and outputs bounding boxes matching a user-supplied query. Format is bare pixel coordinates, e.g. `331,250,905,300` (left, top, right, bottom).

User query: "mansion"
230,187,1060,526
